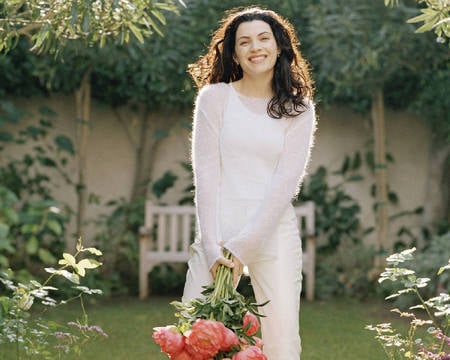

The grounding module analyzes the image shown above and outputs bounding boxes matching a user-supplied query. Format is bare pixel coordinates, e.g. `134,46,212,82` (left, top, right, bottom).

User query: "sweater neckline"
228,83,272,101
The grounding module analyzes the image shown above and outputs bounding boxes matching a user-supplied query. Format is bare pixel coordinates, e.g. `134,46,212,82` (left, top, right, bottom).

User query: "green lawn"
3,296,399,359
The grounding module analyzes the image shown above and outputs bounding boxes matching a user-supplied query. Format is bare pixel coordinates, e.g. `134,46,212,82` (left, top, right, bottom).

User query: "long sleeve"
221,100,316,265
191,84,228,270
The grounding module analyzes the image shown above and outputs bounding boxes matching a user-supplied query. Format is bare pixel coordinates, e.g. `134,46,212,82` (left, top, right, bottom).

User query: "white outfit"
183,82,316,360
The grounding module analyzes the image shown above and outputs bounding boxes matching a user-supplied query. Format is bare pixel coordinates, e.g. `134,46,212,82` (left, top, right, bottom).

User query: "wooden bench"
139,201,316,301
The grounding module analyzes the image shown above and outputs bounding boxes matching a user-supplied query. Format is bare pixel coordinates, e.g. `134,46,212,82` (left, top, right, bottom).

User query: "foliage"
385,0,450,42
0,0,185,54
412,62,450,144
315,239,377,300
298,147,429,299
0,101,75,274
366,247,450,359
401,232,450,306
305,0,448,142
0,240,106,359
296,162,363,254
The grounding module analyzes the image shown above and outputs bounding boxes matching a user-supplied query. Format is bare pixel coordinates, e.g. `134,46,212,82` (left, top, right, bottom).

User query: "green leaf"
415,19,438,33
346,175,364,182
0,131,14,142
407,12,435,24
82,12,90,33
0,223,9,239
78,258,101,269
38,105,57,117
84,247,103,256
71,3,79,27
0,255,9,268
59,253,77,267
38,248,57,264
151,9,167,26
153,129,169,139
25,236,39,255
59,269,80,284
437,260,450,275
47,220,62,235
3,208,19,224
129,24,144,43
76,258,102,276
31,23,50,52
55,135,75,155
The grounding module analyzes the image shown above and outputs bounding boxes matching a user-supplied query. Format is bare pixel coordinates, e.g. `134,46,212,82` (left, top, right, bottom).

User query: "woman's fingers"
232,255,243,288
210,256,235,279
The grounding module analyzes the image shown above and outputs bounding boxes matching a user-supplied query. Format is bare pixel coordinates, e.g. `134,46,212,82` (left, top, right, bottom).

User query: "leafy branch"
384,0,450,42
0,0,186,54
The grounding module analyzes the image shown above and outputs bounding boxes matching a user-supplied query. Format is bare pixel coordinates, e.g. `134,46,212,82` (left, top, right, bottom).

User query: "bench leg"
305,236,315,301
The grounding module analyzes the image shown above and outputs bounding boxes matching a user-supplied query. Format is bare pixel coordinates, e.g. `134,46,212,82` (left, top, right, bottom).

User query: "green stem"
414,287,437,327
211,251,233,304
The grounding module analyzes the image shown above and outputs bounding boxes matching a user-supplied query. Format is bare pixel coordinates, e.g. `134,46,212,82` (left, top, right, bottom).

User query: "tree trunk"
130,112,177,202
74,68,92,242
372,87,389,266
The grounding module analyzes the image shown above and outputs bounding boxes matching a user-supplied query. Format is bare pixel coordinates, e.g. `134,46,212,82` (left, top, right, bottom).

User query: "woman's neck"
234,75,273,99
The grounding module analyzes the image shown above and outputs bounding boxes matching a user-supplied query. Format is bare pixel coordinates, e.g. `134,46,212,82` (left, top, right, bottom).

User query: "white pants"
182,227,302,359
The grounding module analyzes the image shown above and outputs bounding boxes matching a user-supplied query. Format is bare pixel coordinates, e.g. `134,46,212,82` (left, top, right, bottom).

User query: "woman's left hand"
231,254,244,288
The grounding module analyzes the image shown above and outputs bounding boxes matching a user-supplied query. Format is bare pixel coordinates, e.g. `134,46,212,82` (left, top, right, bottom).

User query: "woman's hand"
210,253,244,288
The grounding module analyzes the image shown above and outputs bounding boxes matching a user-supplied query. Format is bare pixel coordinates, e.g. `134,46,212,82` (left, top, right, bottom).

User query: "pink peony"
242,313,260,336
232,345,268,360
253,336,264,349
185,319,224,359
153,325,185,356
170,349,193,360
220,326,239,351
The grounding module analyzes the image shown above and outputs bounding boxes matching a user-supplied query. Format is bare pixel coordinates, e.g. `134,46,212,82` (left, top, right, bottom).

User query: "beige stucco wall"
310,106,432,248
1,94,433,250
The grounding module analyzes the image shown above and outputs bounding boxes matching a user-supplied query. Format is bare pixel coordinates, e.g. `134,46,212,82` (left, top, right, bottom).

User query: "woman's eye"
240,41,248,46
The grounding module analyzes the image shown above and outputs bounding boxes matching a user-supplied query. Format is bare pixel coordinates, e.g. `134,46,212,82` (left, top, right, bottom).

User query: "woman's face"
234,20,279,79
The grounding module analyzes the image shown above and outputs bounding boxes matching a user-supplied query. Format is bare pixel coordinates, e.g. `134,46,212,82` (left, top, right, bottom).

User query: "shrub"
366,246,450,359
0,239,106,359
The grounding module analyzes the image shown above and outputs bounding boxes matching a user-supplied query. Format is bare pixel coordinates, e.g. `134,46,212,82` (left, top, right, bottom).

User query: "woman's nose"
249,39,262,51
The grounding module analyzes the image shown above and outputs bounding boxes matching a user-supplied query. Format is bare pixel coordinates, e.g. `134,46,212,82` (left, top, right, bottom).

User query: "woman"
182,6,316,359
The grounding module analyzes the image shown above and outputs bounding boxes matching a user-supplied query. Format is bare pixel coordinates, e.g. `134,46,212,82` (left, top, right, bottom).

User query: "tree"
306,0,447,262
0,0,184,242
384,0,450,42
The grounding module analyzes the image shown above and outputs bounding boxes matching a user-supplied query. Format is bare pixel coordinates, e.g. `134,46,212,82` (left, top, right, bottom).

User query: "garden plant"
367,244,450,359
0,239,106,359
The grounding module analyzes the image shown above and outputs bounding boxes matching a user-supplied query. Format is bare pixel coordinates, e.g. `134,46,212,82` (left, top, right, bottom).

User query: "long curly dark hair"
188,6,314,119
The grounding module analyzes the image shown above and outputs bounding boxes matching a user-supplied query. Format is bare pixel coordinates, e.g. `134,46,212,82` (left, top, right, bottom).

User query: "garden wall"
2,94,433,250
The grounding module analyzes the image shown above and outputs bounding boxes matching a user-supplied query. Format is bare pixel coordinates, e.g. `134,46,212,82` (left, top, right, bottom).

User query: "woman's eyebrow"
237,31,271,40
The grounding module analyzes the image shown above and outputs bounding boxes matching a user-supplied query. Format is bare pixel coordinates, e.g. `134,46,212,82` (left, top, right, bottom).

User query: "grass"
2,295,402,359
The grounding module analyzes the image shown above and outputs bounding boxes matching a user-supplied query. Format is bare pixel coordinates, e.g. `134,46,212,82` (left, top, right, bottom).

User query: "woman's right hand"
210,254,243,288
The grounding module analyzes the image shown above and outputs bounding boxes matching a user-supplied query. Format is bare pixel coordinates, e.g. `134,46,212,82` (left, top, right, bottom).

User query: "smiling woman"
182,7,316,359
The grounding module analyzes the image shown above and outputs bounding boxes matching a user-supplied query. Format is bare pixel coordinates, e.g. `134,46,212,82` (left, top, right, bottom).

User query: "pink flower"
170,349,193,360
253,336,264,349
220,326,239,351
185,319,224,359
242,313,260,336
232,346,268,360
153,325,185,356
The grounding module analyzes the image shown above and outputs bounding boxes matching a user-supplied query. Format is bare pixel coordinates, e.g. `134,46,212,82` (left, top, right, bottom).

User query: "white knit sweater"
192,82,316,269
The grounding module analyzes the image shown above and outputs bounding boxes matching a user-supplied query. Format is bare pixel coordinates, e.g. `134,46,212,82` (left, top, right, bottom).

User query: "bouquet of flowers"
152,251,268,359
